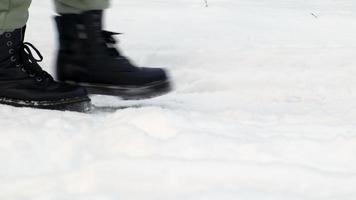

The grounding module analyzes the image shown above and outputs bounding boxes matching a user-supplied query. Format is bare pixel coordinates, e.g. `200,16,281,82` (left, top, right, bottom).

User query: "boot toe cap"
140,67,168,83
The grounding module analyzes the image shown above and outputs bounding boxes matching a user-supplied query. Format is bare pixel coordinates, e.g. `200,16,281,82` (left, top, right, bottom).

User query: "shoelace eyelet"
36,77,43,82
10,56,16,62
7,41,13,47
5,33,12,38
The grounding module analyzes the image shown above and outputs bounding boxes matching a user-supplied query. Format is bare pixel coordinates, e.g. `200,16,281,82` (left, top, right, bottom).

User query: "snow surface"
2,0,356,199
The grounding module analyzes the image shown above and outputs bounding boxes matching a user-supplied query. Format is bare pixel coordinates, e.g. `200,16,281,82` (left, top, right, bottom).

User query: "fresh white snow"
1,0,356,199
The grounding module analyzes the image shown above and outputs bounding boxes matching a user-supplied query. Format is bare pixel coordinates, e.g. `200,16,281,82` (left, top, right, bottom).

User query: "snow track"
1,0,356,199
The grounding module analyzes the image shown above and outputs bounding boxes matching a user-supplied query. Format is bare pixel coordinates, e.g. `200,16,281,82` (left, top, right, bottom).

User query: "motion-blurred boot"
55,10,172,100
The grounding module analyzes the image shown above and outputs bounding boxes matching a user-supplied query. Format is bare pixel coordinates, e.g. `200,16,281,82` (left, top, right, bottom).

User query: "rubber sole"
65,80,172,100
0,96,91,112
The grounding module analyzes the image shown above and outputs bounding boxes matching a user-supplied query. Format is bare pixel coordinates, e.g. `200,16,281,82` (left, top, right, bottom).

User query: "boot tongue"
56,10,104,39
82,10,103,30
80,10,109,50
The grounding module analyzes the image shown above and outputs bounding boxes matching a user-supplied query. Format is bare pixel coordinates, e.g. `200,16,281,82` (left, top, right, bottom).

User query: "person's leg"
0,0,31,32
54,0,109,14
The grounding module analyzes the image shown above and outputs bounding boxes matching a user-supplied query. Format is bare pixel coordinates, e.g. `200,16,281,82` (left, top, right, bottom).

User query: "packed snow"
1,0,356,199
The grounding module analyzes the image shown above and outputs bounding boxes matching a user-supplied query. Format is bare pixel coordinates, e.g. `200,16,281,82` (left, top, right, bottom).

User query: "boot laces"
102,31,131,64
16,42,53,82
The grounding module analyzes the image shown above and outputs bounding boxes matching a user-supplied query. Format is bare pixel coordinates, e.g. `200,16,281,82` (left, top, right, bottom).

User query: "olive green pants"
0,0,110,30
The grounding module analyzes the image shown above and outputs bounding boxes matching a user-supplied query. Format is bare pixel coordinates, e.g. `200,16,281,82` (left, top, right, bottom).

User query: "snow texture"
1,0,356,199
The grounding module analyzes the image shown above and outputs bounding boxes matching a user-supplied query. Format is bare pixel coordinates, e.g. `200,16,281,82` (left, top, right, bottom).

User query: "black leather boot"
55,10,172,100
0,27,90,111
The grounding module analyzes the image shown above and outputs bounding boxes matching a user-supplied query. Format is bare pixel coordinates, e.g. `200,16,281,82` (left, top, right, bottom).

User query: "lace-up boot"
0,27,90,111
55,10,171,100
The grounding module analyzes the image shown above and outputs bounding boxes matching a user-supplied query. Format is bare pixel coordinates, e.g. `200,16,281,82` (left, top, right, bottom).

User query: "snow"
1,0,356,199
